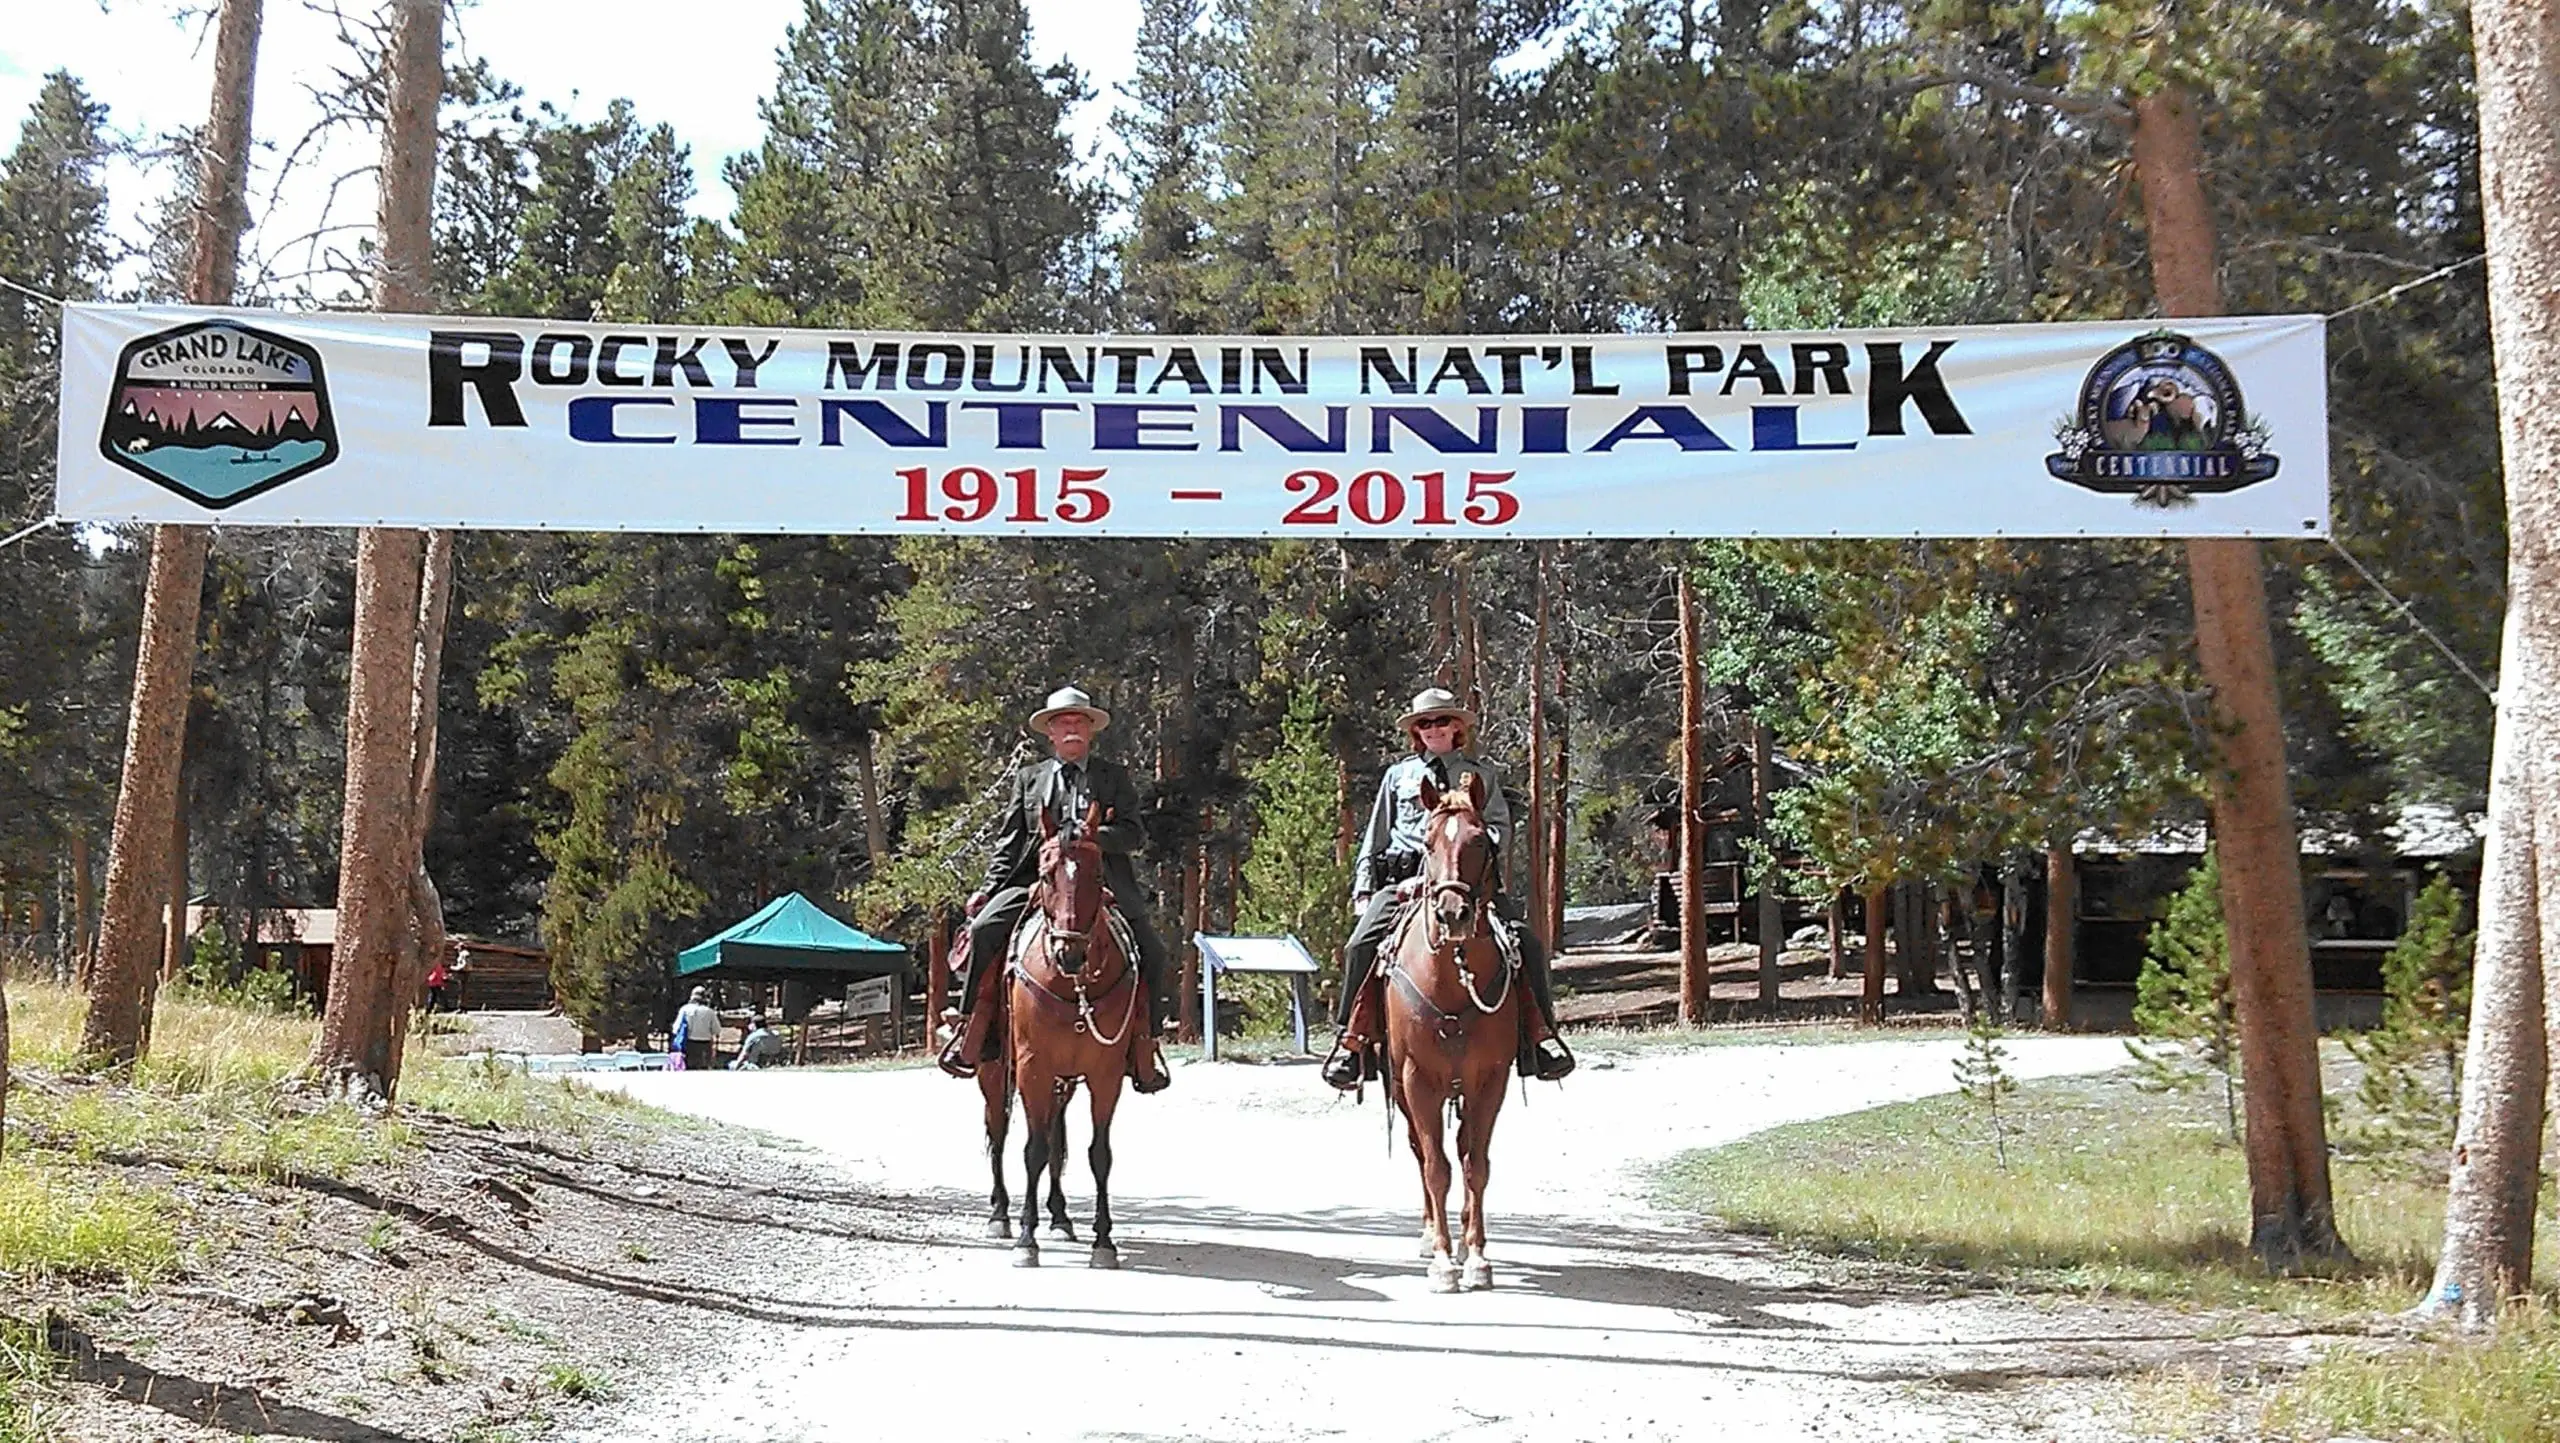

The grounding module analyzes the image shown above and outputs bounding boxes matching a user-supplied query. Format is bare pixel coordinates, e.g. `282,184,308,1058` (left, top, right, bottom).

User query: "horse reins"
1386,815,1515,1027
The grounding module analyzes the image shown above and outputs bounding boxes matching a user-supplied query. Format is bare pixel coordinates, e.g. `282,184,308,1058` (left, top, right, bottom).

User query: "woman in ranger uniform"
1321,687,1574,1091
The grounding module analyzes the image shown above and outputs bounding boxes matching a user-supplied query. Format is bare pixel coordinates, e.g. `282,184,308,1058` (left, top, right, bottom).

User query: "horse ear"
1082,799,1102,834
1465,771,1486,811
1418,772,1443,811
1040,806,1057,839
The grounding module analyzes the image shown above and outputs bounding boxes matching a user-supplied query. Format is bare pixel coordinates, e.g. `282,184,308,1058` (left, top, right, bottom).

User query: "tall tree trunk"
383,530,453,1092
162,784,189,986
1528,545,1549,928
1754,719,1781,1007
70,832,92,987
2427,0,2560,1321
2043,841,2076,1030
1546,577,1569,949
82,0,262,1065
315,528,424,1096
2135,84,2344,1268
2001,861,2029,1024
854,731,891,873
1677,570,1709,1026
313,0,441,1098
1826,893,1844,982
1,964,10,1153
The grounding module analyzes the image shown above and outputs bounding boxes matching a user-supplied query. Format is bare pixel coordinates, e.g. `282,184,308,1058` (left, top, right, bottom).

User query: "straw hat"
1395,687,1476,733
1027,685,1112,735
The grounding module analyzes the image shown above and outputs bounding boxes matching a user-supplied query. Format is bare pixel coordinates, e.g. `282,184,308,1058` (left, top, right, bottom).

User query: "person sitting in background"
732,1016,787,1070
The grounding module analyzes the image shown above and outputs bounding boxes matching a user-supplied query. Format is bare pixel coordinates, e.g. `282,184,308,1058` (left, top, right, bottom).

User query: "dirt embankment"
12,1085,915,1443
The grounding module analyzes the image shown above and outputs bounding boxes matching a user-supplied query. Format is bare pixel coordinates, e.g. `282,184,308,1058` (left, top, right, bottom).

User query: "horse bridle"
1420,811,1494,952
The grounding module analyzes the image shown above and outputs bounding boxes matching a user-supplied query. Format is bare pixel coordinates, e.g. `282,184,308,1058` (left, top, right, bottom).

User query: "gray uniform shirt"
1350,750,1512,901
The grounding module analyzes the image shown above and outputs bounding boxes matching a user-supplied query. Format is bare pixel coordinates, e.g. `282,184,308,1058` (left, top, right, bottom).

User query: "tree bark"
854,731,891,874
2044,842,2076,1030
1,963,9,1152
313,0,441,1100
84,527,213,1065
1826,894,1844,981
80,0,262,1066
2001,861,2029,1024
1528,545,1549,928
1677,571,1709,1026
2135,83,2344,1268
383,530,453,1092
314,528,425,1096
2426,0,2560,1320
1180,810,1208,1042
70,831,92,987
1546,577,1570,949
1754,719,1781,1007
163,784,190,986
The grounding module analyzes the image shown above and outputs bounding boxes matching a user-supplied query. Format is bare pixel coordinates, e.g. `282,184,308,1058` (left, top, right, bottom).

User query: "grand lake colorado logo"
2047,330,2278,508
99,320,338,508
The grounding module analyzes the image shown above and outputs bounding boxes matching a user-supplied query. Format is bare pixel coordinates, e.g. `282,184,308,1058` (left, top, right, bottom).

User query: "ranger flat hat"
1396,687,1476,732
1028,685,1112,735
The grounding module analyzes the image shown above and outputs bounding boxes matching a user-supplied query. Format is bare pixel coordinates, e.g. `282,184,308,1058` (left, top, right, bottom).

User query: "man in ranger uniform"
1321,687,1574,1091
941,686,1173,1093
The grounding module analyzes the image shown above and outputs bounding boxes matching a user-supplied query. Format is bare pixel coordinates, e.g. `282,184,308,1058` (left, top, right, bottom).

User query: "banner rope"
2323,534,2497,702
0,273,65,309
0,516,60,551
2322,254,2484,323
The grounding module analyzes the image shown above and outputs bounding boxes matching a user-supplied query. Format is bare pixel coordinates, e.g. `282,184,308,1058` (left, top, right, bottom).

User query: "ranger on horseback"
1322,687,1575,1091
942,686,1174,1094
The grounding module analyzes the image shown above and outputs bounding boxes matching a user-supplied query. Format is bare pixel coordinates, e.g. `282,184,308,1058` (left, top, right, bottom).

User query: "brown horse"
967,959,1070,1245
1381,770,1518,1292
998,800,1140,1268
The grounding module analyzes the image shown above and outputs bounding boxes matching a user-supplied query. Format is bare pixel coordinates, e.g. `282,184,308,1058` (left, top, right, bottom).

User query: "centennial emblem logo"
2046,330,2277,508
98,320,338,509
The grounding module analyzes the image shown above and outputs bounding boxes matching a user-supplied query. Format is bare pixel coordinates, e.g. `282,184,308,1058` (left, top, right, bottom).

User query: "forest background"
0,0,2499,1043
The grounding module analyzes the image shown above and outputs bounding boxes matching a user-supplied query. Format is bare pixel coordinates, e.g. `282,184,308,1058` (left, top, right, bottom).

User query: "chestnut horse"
1381,771,1518,1292
992,800,1139,1268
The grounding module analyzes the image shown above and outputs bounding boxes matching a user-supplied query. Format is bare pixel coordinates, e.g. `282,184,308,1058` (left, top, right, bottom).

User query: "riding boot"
1517,932,1575,1082
1322,974,1386,1092
938,957,1005,1078
1129,982,1172,1095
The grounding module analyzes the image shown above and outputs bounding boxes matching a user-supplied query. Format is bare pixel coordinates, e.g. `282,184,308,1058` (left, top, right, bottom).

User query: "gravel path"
570,1035,2214,1443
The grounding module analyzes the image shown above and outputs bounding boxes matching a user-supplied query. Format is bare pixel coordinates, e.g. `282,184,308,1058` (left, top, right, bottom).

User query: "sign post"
1194,934,1325,1060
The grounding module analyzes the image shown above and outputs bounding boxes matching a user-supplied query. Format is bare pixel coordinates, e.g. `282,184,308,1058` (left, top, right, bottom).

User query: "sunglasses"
1416,717,1459,730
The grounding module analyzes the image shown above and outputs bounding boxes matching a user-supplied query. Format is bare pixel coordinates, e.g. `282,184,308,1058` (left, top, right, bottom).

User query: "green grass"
0,1317,60,1443
1656,1067,2559,1315
536,1362,611,1401
0,1153,181,1283
2265,1303,2560,1441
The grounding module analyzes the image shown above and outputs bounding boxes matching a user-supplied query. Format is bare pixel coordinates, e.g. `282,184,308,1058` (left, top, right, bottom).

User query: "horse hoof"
1050,1220,1078,1242
1089,1245,1119,1270
1013,1248,1040,1269
987,1218,1013,1240
1426,1257,1460,1294
1463,1259,1495,1291
1419,1233,1437,1260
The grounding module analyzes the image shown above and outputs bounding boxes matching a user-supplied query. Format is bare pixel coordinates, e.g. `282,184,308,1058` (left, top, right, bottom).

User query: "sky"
0,0,1144,299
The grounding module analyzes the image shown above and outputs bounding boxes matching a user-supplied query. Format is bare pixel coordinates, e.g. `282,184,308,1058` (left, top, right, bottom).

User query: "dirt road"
572,1036,2218,1443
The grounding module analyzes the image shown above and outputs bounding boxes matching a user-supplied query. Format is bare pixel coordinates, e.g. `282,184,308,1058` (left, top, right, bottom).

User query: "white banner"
56,304,2328,538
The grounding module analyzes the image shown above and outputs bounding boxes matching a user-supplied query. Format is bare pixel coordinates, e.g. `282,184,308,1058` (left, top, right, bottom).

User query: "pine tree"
2344,874,2474,1153
1238,685,1355,997
1114,0,1217,332
2129,849,2240,1141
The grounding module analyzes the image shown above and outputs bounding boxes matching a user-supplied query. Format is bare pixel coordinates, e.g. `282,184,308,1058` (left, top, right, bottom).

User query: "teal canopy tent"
675,892,908,983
